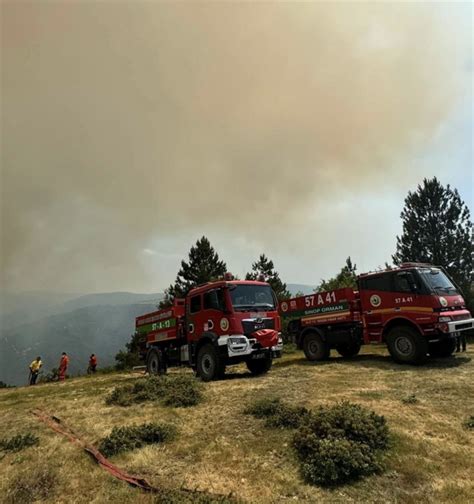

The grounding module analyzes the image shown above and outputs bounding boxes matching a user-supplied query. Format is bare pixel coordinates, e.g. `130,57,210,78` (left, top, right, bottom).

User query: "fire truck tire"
336,341,361,358
386,326,428,365
428,339,456,358
146,348,166,375
196,343,225,382
246,356,272,375
302,332,330,361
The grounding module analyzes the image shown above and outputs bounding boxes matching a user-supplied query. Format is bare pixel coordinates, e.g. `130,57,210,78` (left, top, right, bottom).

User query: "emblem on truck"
439,297,448,307
220,318,229,331
370,294,382,307
280,302,288,312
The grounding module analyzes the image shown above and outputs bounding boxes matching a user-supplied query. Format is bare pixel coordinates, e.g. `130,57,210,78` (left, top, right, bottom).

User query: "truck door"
187,294,202,343
202,288,228,337
358,273,394,341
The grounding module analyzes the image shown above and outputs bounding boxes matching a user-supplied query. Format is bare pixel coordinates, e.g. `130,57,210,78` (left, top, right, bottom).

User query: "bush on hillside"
99,422,177,457
0,433,39,453
401,394,419,404
293,401,389,486
244,397,311,429
463,415,474,430
106,374,203,408
5,466,57,503
39,368,61,383
298,401,389,450
295,436,381,486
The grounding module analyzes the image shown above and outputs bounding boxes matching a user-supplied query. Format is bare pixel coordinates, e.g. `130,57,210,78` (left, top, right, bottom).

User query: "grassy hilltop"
0,346,473,503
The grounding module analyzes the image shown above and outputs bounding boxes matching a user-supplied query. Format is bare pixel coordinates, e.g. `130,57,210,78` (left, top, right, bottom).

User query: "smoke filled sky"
1,1,473,294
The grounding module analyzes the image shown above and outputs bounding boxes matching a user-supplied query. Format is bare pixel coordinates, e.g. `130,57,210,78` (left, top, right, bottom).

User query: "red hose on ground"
32,409,158,491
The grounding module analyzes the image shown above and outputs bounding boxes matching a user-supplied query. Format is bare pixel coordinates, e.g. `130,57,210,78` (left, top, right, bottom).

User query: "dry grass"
1,345,473,503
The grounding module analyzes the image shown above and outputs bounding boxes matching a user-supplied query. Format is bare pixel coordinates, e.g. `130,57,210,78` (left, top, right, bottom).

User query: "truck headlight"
439,316,452,323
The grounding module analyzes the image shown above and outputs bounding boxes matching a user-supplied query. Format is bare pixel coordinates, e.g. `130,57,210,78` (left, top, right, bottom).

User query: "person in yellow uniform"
29,357,42,385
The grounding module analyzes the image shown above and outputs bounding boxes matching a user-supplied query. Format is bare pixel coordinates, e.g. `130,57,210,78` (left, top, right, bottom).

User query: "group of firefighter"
28,353,98,385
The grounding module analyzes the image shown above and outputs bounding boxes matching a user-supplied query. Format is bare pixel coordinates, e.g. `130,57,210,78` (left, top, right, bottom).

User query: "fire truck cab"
359,263,473,363
137,277,283,381
283,263,473,365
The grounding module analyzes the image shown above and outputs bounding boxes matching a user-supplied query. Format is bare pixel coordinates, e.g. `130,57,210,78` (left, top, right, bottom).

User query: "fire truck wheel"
336,341,361,358
428,339,456,358
146,348,166,375
302,332,330,361
196,343,225,382
246,356,272,375
386,326,428,365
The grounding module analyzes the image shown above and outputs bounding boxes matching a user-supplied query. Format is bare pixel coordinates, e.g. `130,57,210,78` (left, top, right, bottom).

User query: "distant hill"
0,291,163,331
60,292,163,311
0,303,156,386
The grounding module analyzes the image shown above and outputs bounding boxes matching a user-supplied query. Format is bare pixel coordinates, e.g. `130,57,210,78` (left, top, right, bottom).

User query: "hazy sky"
1,1,473,294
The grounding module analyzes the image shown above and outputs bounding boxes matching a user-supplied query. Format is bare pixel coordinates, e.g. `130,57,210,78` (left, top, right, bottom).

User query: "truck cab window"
203,289,225,311
393,273,413,293
360,274,392,292
190,295,201,313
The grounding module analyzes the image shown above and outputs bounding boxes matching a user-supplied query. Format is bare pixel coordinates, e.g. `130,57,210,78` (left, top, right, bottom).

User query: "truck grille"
242,318,275,335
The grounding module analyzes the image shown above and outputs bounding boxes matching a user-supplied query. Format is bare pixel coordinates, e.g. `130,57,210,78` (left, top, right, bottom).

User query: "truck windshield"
228,284,277,311
418,268,459,296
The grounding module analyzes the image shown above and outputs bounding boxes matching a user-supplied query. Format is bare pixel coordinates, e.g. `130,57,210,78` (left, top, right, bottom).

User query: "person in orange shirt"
87,354,97,374
58,352,69,381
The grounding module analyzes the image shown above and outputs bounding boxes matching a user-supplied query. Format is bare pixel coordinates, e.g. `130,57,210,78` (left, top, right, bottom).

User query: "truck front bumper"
219,333,283,359
447,318,474,333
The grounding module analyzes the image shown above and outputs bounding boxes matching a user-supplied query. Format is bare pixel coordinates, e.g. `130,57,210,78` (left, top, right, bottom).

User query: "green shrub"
39,368,60,383
105,383,134,406
106,374,203,408
401,394,419,404
99,422,177,457
5,466,57,503
244,397,281,418
0,433,39,453
295,436,381,486
244,397,311,429
300,401,389,450
292,401,389,486
463,415,474,430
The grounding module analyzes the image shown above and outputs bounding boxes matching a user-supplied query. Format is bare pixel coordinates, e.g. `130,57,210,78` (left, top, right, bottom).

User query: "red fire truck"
136,275,283,381
281,263,473,365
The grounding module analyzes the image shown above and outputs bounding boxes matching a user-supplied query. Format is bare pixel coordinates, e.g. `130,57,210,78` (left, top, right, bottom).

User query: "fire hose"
32,409,229,499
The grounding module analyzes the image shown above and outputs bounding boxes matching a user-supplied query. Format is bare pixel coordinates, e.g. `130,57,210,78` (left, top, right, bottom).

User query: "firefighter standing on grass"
87,354,97,374
29,357,42,385
58,352,69,381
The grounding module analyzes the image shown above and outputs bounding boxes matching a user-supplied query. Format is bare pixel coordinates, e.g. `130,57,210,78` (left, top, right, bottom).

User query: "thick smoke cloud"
1,2,470,292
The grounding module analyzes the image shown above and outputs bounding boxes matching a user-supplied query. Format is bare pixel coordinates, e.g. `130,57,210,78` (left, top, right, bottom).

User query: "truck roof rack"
399,262,435,268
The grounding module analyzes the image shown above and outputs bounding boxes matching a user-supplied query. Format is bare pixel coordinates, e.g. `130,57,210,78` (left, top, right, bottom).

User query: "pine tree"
246,254,291,300
315,257,357,292
392,177,472,295
160,237,227,308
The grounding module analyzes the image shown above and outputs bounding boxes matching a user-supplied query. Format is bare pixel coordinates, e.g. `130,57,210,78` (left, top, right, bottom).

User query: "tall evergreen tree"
392,177,472,295
246,254,291,300
315,257,357,292
160,237,227,308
